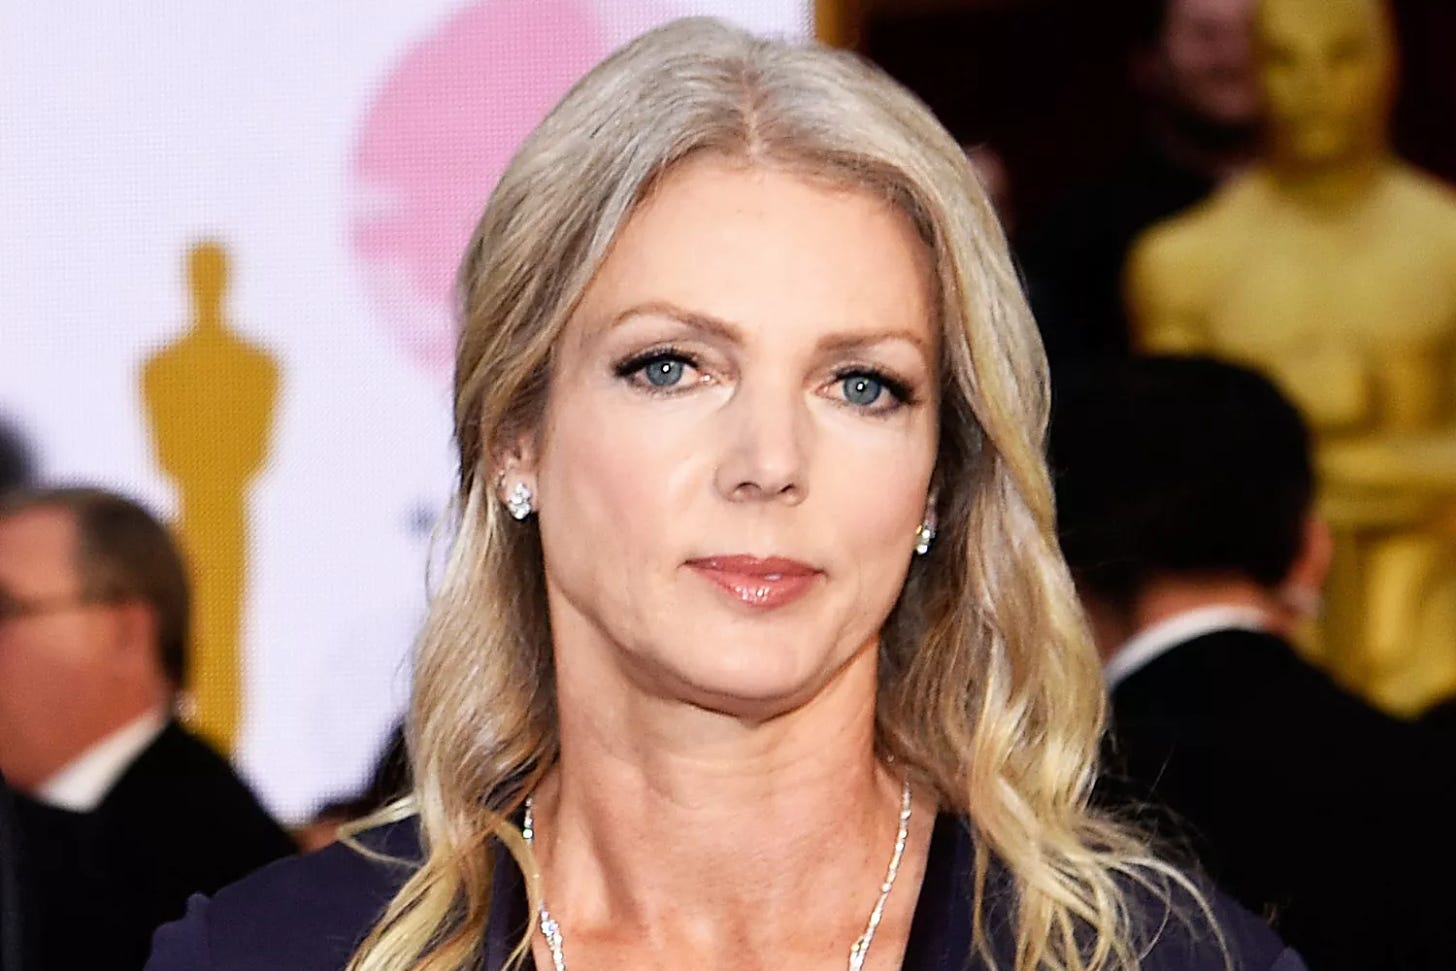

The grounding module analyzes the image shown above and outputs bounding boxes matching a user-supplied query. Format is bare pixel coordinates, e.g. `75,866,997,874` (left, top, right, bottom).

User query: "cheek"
0,633,70,722
538,394,705,578
804,407,936,614
820,433,933,576
1334,73,1381,120
1265,81,1298,119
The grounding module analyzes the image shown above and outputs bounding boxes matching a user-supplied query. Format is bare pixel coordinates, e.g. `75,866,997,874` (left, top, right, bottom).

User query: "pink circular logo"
351,0,610,380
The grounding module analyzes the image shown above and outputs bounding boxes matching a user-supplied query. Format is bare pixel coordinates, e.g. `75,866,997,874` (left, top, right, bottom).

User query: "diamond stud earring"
914,522,935,556
504,482,534,521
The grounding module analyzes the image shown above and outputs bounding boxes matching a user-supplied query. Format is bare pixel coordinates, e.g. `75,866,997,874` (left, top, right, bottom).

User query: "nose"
713,374,809,506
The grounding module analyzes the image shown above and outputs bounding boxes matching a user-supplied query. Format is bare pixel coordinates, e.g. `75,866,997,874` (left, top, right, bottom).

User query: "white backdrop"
0,0,811,821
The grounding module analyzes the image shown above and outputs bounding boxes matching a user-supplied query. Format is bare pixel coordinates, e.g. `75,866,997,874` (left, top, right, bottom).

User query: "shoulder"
128,722,248,785
1111,628,1396,746
1125,195,1229,280
921,816,1300,971
1128,628,1281,678
1129,169,1263,265
122,724,281,822
1165,629,1396,721
145,818,421,971
1118,628,1313,695
1387,164,1456,211
1124,870,1304,971
1122,190,1241,349
113,722,294,855
1385,166,1456,250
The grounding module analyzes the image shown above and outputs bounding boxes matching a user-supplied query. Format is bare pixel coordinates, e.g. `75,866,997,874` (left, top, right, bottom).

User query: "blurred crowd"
3,0,1456,968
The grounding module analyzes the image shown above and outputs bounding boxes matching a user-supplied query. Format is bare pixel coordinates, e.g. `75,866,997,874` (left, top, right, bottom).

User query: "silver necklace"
521,779,912,971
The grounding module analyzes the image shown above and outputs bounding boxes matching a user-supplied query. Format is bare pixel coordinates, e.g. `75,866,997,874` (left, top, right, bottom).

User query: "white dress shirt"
1103,605,1270,690
34,708,169,812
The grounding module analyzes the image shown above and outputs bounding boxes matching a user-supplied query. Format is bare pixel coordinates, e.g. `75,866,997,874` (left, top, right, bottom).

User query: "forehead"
572,154,935,346
0,507,80,590
1169,0,1255,28
1258,0,1382,42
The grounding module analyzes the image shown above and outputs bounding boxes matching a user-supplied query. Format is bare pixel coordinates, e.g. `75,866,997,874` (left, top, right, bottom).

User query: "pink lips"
686,555,823,610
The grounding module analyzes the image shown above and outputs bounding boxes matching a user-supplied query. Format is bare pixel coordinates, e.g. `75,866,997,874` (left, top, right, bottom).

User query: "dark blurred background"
839,0,1455,233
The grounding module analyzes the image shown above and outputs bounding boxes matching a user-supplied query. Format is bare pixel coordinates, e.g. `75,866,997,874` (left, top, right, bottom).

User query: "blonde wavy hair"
348,17,1217,971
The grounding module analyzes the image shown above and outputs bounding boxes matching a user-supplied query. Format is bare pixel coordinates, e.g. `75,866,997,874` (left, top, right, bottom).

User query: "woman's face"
525,154,939,720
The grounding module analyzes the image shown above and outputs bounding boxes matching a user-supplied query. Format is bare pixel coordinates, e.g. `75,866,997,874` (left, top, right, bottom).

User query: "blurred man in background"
1019,0,1259,383
0,771,18,971
0,420,33,971
0,487,294,970
1052,356,1453,969
0,423,32,496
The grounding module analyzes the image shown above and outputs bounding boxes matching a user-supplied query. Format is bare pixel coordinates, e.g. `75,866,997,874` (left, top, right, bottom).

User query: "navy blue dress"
146,813,1304,970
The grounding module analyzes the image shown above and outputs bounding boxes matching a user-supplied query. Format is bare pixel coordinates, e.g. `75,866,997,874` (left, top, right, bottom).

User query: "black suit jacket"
146,811,1302,970
1419,695,1456,753
13,721,296,971
0,772,22,971
1102,627,1453,970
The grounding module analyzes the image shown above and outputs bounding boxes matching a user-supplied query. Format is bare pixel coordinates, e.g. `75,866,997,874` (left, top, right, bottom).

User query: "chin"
650,637,846,720
1198,93,1259,129
1288,128,1354,164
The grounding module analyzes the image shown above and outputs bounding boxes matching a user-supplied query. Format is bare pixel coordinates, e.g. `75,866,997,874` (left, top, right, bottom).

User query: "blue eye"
832,368,914,413
642,358,686,387
842,373,884,407
614,349,698,391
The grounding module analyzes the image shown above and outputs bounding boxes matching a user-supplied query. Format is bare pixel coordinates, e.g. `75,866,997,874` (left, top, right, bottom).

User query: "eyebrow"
607,300,934,357
608,301,744,344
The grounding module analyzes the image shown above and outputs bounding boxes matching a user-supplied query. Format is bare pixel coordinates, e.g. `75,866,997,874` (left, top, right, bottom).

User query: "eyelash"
613,346,703,391
612,346,917,412
832,365,916,412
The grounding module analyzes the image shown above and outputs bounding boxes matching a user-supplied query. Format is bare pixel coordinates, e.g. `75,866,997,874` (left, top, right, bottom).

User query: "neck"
1091,575,1289,664
21,699,167,795
529,630,929,963
1266,150,1387,213
1135,576,1275,631
1149,106,1257,182
193,306,225,333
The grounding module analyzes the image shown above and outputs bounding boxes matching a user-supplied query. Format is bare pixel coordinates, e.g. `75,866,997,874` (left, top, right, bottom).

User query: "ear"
923,489,939,530
1279,515,1333,618
489,427,541,503
1080,590,1134,665
108,600,163,681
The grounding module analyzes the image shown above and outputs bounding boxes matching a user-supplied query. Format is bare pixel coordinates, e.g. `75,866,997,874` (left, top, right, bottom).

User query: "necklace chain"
521,779,913,971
